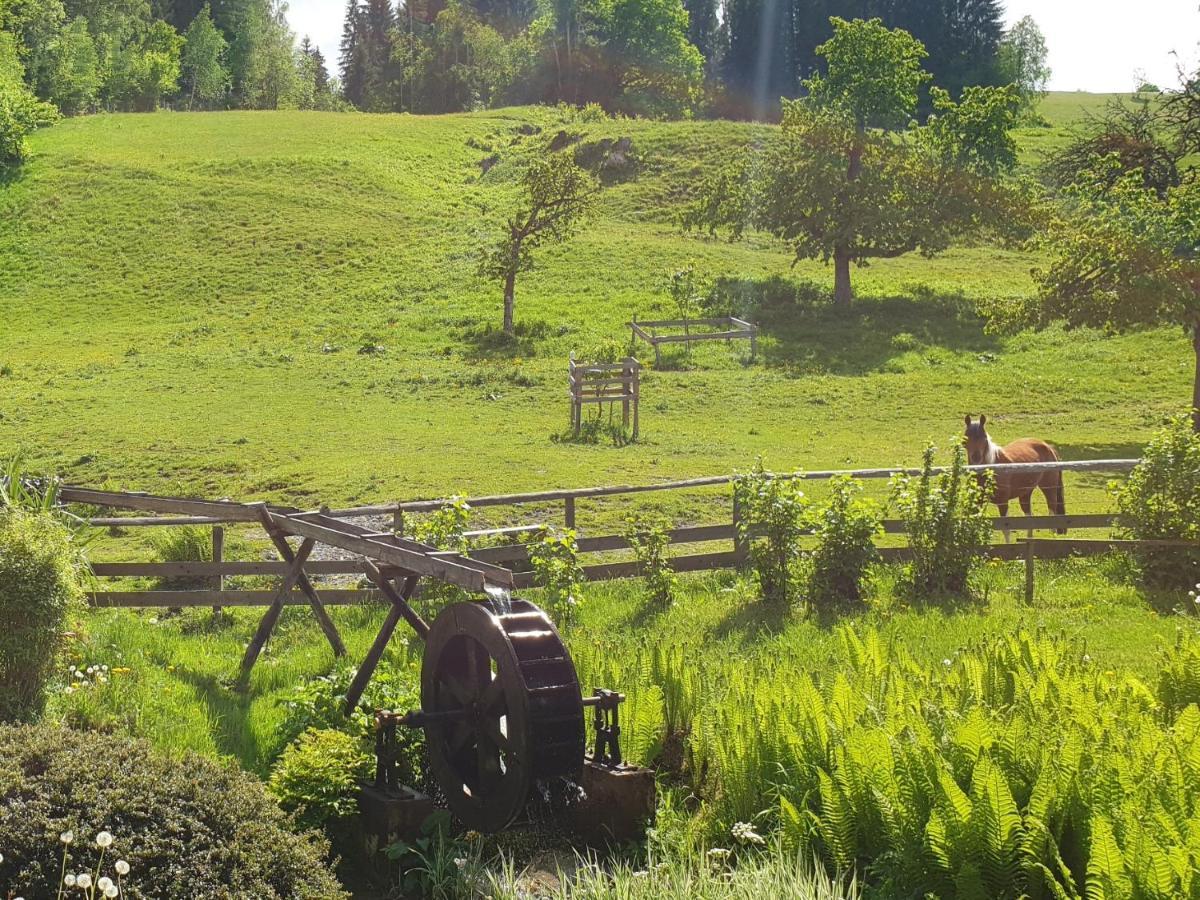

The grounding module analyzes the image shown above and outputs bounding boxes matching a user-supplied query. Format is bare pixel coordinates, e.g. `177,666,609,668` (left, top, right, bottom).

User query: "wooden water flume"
59,486,645,834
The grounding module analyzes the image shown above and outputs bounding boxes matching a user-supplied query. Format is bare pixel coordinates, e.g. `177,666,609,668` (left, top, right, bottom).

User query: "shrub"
891,443,992,602
148,524,213,589
625,514,676,607
274,658,424,786
1157,628,1200,716
803,476,881,610
0,510,84,722
1114,414,1200,588
529,527,585,625
734,461,809,607
269,728,373,829
0,723,348,898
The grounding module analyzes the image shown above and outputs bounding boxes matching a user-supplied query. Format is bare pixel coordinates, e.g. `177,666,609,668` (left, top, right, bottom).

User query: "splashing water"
484,582,512,616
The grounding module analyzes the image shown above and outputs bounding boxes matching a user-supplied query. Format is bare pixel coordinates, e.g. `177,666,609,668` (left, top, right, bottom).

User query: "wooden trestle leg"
344,564,422,714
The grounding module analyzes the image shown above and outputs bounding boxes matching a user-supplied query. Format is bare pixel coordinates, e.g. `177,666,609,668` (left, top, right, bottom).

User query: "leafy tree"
687,17,1024,305
126,18,182,109
997,14,1049,115
181,3,228,107
0,32,58,167
596,0,703,117
45,16,99,114
992,65,1200,429
239,0,296,108
480,151,597,335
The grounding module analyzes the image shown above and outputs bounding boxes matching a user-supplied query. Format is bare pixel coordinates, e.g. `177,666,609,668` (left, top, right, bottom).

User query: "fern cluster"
574,625,1200,898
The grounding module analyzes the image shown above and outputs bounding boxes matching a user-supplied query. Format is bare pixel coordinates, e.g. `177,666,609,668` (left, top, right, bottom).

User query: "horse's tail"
1053,468,1067,533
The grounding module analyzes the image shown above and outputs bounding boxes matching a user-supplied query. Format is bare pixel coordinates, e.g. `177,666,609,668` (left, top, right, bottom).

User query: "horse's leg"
998,501,1011,543
1040,472,1067,534
1019,493,1034,539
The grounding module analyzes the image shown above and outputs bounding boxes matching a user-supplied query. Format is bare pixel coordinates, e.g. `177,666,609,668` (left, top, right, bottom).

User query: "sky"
287,0,1200,95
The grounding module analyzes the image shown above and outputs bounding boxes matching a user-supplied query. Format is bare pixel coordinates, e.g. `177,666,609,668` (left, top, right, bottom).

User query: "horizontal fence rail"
61,459,1145,609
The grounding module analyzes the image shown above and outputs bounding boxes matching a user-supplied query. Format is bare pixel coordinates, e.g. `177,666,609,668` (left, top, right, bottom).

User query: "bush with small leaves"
529,528,585,625
0,723,348,898
269,728,373,829
0,510,84,723
891,442,992,603
412,498,472,613
734,461,809,607
625,514,676,607
803,476,881,611
1115,414,1200,588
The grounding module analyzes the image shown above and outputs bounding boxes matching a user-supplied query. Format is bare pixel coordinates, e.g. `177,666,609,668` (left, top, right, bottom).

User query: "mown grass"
0,93,1185,529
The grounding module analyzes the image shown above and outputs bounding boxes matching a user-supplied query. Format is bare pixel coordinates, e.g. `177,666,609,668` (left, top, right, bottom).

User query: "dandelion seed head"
105,887,119,899
115,860,129,875
64,875,76,887
77,874,92,889
95,831,113,849
60,831,74,844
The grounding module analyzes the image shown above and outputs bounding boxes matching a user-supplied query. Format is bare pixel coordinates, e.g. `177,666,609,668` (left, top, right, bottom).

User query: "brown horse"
963,415,1067,541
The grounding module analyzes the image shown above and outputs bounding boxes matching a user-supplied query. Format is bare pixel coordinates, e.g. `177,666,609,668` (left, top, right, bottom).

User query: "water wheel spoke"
445,719,474,756
476,733,503,792
481,717,511,753
479,676,506,715
438,672,475,707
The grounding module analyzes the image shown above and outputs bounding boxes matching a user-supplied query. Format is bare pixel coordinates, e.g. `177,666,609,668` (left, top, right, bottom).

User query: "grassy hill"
0,94,1182,516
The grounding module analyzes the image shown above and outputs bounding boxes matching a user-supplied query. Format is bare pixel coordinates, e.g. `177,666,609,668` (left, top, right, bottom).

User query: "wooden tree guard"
629,314,757,366
569,352,640,439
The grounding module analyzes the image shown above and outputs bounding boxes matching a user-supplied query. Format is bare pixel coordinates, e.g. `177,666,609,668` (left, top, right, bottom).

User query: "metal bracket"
586,688,625,767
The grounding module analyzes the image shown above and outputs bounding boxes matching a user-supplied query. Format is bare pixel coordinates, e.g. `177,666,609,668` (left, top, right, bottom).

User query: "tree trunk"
833,248,853,306
1193,323,1200,431
503,269,516,336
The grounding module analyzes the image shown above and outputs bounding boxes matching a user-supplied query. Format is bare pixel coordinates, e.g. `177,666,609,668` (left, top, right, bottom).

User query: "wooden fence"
65,459,1144,608
568,353,640,438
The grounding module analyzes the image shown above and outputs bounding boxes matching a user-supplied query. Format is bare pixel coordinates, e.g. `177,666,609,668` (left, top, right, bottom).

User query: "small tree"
685,17,1024,306
182,4,229,110
480,151,597,335
667,262,705,352
997,15,1050,116
734,461,809,607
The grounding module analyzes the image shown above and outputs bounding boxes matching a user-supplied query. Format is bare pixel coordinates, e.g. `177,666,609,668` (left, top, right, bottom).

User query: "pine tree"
338,0,366,106
360,0,395,110
683,0,719,73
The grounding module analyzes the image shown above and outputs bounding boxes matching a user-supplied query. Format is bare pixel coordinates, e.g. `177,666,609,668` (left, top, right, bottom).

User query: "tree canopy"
988,79,1200,427
686,17,1024,305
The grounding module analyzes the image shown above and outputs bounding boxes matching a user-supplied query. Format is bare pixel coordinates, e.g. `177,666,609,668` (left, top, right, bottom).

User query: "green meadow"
0,95,1184,518
8,93,1200,898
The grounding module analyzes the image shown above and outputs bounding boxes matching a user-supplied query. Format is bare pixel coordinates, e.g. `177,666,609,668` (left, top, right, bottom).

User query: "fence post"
392,506,404,536
565,495,576,530
211,525,224,614
1023,538,1035,604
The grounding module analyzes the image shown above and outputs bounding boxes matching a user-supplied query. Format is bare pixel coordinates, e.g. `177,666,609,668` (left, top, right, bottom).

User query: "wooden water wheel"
419,598,585,831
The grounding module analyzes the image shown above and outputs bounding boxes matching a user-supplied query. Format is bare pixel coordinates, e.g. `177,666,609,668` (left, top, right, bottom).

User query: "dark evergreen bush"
0,724,348,899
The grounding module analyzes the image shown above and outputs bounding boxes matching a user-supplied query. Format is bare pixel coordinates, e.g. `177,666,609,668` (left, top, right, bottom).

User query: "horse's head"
963,414,990,465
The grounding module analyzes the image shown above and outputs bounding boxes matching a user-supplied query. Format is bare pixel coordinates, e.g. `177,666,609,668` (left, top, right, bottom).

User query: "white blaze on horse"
963,415,1067,542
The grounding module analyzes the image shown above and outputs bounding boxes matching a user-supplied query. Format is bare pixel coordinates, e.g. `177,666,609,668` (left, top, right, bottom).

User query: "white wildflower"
64,875,76,887
706,848,730,860
98,876,113,891
60,831,74,844
454,857,467,870
95,831,113,849
105,887,119,899
942,658,952,667
731,821,766,845
115,860,129,876
77,874,92,889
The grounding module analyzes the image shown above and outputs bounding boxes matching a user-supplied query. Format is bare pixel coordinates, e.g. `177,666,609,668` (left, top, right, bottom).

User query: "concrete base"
358,782,435,847
570,757,656,845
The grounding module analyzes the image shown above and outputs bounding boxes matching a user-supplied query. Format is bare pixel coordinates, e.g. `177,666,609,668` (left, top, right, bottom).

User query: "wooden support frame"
344,567,422,713
239,535,316,679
